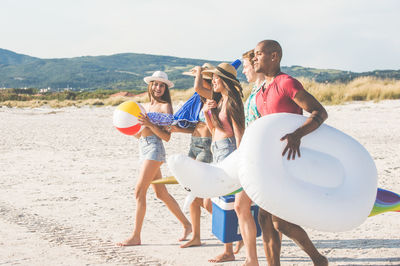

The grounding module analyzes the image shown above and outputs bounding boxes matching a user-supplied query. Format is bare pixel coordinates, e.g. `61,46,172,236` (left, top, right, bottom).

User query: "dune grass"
299,77,400,105
1,77,400,108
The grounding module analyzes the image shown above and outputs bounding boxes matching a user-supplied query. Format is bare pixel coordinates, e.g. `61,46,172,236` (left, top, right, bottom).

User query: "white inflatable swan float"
167,113,378,232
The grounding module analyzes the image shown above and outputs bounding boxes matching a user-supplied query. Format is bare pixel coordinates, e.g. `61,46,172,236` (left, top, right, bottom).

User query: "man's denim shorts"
139,135,166,162
211,136,236,163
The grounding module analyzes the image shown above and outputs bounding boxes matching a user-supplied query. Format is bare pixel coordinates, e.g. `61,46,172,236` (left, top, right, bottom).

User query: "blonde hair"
242,49,255,65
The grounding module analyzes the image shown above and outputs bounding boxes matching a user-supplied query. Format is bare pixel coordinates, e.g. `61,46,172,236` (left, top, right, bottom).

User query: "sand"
0,100,399,265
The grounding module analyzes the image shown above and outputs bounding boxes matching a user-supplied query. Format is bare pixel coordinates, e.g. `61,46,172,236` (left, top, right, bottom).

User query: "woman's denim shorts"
188,136,213,163
211,136,236,163
139,135,166,162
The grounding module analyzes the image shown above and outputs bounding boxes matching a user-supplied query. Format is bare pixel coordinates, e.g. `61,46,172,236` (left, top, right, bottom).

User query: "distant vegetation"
1,48,400,108
1,48,400,92
0,48,219,90
1,77,400,108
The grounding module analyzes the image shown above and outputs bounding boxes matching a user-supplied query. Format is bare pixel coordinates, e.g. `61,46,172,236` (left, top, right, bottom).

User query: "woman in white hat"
118,71,191,246
201,63,246,263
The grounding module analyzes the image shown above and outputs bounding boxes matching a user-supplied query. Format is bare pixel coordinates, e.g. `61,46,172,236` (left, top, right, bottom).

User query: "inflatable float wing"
369,188,400,217
238,113,378,232
167,151,242,209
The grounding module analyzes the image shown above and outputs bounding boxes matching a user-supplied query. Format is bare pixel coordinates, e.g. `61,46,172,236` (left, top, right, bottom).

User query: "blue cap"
231,59,241,70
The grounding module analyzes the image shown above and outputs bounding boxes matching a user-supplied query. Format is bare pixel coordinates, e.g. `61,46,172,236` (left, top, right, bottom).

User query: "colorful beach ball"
113,101,146,135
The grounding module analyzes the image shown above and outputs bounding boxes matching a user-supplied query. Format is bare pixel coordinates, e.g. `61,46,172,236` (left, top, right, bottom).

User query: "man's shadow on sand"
281,238,400,265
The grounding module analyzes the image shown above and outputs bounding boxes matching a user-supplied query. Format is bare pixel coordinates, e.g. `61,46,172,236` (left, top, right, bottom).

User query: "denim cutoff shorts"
139,135,166,162
188,136,213,163
211,136,236,163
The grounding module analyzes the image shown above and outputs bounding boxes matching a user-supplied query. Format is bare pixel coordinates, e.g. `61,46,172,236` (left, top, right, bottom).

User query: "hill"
0,48,399,91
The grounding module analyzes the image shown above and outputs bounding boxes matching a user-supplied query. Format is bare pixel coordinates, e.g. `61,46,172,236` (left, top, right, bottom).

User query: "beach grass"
1,77,400,108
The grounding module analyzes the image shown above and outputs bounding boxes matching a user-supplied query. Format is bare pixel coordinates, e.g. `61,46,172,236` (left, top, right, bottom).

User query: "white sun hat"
143,71,174,89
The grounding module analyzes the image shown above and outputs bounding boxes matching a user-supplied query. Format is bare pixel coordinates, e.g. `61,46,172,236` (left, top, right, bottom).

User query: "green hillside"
0,48,399,91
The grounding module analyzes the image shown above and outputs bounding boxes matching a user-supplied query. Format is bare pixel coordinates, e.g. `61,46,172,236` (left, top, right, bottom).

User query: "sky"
1,0,399,72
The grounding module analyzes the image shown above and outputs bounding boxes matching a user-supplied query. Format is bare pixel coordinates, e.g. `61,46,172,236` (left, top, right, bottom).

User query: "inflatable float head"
167,152,241,200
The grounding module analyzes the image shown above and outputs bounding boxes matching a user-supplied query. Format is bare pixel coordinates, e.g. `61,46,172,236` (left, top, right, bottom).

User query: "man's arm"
281,89,328,160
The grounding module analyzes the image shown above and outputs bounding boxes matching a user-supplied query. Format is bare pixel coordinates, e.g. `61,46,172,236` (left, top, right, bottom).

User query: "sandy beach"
0,100,399,266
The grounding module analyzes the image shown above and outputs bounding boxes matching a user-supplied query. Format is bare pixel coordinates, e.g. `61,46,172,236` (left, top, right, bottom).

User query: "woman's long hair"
147,81,172,104
210,77,245,133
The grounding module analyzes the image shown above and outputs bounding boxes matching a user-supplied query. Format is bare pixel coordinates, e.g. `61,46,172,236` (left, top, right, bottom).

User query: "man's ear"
271,51,278,61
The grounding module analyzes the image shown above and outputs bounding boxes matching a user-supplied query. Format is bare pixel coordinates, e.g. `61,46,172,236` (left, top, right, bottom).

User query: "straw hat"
202,63,241,86
182,63,215,80
144,71,174,88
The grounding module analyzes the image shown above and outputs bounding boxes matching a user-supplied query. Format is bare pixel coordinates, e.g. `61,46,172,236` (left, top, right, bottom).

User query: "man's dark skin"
253,40,329,266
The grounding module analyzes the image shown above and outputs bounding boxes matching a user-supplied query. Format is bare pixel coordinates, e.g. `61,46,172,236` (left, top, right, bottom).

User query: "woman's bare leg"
117,160,162,246
235,190,258,266
234,240,244,254
209,243,235,263
181,198,202,248
202,198,212,214
152,169,192,241
208,195,234,262
181,197,213,248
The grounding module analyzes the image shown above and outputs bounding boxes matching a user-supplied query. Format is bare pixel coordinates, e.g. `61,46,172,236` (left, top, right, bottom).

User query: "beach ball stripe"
113,101,145,135
117,100,143,117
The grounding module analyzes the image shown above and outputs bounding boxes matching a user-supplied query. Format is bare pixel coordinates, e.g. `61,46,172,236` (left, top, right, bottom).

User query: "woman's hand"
192,66,203,75
166,125,179,133
138,112,153,128
203,99,217,112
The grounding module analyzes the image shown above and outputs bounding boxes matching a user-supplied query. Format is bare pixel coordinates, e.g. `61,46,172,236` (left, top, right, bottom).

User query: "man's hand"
280,132,301,160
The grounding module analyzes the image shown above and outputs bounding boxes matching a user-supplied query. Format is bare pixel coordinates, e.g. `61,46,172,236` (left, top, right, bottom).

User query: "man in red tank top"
235,40,329,266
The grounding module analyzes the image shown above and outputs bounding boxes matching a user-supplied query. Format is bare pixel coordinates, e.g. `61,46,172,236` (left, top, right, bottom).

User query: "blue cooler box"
211,195,262,243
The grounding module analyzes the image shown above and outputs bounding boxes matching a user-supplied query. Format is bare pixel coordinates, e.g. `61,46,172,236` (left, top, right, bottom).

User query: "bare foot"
233,240,244,254
313,255,328,266
179,224,192,241
116,235,141,246
242,259,259,266
180,237,202,248
208,252,235,263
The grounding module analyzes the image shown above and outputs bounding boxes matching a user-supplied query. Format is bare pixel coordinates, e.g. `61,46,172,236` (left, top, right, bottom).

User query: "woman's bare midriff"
137,127,156,138
212,127,234,142
192,122,212,138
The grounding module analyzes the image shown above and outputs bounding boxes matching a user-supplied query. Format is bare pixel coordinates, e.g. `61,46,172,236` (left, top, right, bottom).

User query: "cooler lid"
220,195,235,203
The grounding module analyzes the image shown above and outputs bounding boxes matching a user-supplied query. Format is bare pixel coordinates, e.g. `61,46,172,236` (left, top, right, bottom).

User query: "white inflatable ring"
238,113,377,232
